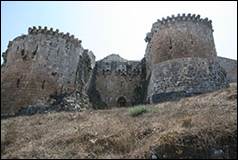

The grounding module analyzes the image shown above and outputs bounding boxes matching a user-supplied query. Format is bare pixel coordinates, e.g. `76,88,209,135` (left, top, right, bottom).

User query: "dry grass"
1,83,237,159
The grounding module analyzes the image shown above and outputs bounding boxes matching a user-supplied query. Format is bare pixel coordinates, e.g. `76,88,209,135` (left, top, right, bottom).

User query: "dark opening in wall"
117,96,127,107
209,65,213,71
190,34,193,44
169,38,172,49
16,79,20,88
32,45,38,58
51,72,57,76
42,80,45,89
21,49,24,56
22,55,27,61
21,49,27,61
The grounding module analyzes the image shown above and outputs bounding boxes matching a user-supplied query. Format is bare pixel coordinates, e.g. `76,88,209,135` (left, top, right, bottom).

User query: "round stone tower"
1,26,95,116
145,13,217,74
145,14,229,103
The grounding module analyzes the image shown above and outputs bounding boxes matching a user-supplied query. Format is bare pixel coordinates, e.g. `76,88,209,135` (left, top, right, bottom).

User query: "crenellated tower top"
144,13,217,65
28,26,82,45
145,13,213,43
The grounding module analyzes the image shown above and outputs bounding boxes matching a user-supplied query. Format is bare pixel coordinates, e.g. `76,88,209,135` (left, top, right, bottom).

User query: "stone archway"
117,96,127,107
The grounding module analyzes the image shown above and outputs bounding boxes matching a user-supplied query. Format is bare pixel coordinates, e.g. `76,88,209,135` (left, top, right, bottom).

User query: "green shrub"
128,105,148,117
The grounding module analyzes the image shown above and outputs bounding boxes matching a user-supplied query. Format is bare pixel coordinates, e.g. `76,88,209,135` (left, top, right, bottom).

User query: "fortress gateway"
1,14,237,116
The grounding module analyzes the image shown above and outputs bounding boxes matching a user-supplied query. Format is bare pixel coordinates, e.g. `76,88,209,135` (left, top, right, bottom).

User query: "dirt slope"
1,83,237,159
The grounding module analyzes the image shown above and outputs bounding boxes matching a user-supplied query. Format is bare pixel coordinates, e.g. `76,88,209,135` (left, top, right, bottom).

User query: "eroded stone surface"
147,57,229,103
1,27,95,116
217,56,237,83
1,13,236,115
145,14,216,79
144,14,230,103
88,54,146,108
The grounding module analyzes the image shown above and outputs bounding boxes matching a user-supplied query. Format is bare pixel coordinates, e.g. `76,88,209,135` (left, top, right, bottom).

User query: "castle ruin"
1,27,95,115
144,13,229,103
1,13,237,116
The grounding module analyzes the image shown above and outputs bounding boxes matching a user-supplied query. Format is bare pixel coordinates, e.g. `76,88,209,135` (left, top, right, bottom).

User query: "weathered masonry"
144,13,230,103
1,13,236,116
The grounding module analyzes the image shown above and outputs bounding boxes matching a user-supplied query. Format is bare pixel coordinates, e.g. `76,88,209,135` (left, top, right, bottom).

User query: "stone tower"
145,13,216,75
1,13,234,115
145,14,229,103
88,54,145,108
1,26,95,116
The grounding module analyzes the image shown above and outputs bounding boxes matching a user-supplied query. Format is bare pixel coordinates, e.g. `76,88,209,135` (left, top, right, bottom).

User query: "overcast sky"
1,1,237,63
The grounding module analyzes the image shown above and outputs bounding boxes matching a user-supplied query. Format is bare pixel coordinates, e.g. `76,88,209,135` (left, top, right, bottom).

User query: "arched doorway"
117,96,127,107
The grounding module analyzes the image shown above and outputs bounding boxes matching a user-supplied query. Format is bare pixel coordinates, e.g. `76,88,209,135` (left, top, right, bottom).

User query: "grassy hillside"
1,83,237,159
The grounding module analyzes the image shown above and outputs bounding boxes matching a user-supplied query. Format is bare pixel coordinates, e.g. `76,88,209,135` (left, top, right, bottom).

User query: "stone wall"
147,57,229,103
90,54,145,108
145,13,216,79
1,14,234,114
144,14,230,103
1,26,95,116
217,56,237,82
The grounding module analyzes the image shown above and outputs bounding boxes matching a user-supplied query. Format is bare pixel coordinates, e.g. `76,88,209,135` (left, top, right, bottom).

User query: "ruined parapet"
145,13,217,78
96,54,142,76
1,26,95,116
90,54,145,108
28,26,82,46
147,57,229,103
150,13,213,35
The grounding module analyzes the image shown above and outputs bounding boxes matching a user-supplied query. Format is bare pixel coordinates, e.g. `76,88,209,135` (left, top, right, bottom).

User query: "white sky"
1,1,237,62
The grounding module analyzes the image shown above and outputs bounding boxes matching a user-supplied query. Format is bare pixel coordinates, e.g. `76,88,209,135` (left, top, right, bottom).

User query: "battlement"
1,13,232,114
159,13,211,28
28,26,82,45
145,13,217,66
145,14,213,42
